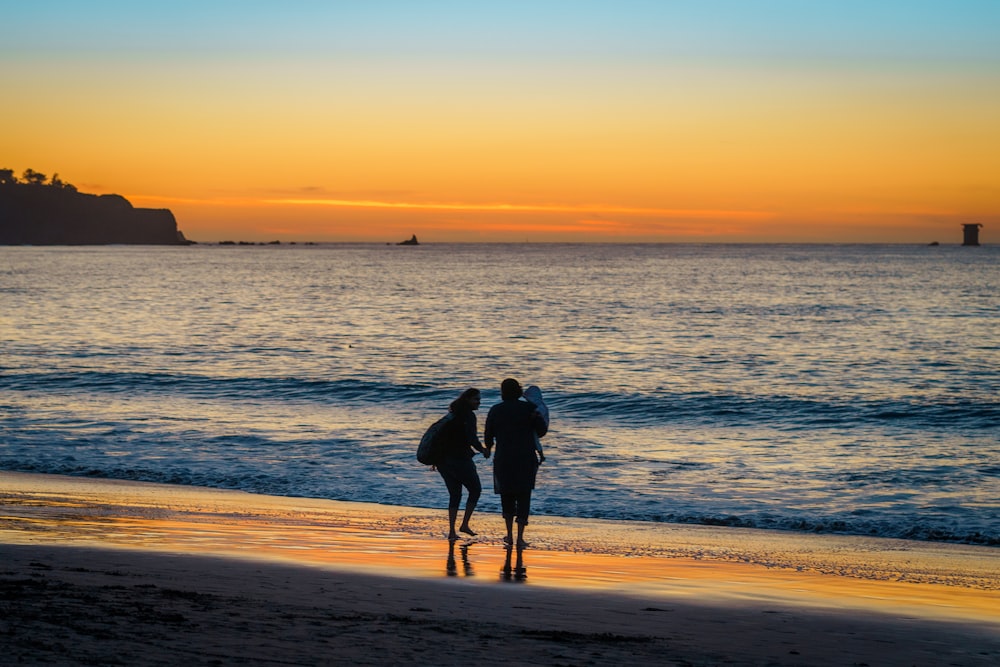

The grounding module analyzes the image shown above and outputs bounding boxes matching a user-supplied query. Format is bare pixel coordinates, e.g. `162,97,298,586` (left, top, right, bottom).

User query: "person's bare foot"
459,525,476,536
502,535,512,546
517,539,529,548
448,532,459,541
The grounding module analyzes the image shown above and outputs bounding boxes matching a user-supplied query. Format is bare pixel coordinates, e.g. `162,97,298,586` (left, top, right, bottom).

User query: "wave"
2,366,997,548
3,369,997,431
0,369,445,405
556,390,999,431
560,507,1000,547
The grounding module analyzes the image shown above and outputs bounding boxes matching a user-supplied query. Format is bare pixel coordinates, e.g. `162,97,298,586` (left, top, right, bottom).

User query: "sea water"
1,244,997,545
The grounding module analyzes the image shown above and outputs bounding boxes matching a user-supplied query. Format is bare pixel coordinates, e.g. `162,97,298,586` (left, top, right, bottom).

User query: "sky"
3,1,998,243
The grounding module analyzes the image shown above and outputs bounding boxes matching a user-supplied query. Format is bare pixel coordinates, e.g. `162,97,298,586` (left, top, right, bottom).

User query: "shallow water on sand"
3,473,998,604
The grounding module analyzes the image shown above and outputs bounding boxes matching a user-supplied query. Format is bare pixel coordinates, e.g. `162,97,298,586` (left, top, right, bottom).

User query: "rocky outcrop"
0,182,190,245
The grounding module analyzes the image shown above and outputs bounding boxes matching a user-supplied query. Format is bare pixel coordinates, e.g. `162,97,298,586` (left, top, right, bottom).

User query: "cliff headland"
0,169,190,245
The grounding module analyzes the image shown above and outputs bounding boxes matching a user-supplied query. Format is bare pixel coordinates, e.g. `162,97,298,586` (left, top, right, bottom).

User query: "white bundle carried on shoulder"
523,385,549,427
523,385,549,461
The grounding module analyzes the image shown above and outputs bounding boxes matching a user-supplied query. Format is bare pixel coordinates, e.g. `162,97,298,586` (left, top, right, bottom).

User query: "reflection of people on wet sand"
447,541,474,577
436,388,488,540
501,545,527,582
484,378,548,548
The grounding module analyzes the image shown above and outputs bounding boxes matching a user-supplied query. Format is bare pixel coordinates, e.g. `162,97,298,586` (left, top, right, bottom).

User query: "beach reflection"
500,545,527,583
446,541,474,577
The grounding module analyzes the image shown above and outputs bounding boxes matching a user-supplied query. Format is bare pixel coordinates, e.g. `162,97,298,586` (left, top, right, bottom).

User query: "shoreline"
3,472,997,590
3,471,999,664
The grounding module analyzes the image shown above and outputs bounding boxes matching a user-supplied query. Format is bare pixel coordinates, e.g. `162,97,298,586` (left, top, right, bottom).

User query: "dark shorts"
436,457,482,508
500,491,531,525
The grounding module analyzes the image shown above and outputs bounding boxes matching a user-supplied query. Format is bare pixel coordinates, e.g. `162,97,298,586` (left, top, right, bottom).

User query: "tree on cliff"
49,173,77,192
0,168,77,191
22,168,47,185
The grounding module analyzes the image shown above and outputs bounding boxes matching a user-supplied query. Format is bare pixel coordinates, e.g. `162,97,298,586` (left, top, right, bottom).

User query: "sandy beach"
2,472,998,666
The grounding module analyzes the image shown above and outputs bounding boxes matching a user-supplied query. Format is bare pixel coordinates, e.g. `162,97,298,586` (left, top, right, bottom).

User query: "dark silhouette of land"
0,168,190,245
397,234,419,245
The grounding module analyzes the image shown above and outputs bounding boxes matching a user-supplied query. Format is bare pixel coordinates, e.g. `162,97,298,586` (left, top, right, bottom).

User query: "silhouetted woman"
484,378,548,547
436,388,488,539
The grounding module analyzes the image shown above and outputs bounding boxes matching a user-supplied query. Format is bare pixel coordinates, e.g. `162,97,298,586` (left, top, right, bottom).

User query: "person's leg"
500,494,516,544
437,463,464,539
456,460,482,536
515,491,531,547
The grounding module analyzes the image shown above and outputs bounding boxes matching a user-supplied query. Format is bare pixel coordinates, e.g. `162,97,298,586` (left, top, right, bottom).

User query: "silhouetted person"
435,388,488,539
484,378,548,547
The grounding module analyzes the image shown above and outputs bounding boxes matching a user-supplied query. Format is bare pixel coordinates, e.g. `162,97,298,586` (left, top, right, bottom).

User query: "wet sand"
2,471,999,665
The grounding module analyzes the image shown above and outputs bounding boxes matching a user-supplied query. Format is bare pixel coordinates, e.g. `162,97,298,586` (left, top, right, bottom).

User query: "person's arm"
466,413,487,457
483,408,494,458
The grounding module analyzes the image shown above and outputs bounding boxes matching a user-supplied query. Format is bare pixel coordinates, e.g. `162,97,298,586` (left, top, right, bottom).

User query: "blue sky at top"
3,1,998,66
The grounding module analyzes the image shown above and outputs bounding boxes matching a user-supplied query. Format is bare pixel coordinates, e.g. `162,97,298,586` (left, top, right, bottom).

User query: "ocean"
2,243,997,545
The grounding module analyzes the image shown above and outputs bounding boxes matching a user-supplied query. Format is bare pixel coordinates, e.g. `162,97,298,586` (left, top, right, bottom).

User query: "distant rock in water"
397,234,419,245
0,180,190,245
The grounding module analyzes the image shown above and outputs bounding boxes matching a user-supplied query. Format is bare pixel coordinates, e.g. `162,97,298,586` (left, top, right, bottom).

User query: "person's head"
500,378,523,400
451,387,481,412
523,385,542,402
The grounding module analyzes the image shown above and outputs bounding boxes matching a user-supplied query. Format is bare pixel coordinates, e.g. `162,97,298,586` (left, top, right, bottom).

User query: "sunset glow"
3,2,998,242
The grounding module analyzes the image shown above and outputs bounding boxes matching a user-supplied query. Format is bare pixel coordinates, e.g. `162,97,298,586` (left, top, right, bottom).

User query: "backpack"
417,412,454,465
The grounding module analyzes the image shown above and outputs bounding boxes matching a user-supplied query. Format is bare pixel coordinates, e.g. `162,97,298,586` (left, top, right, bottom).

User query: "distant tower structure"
962,223,982,246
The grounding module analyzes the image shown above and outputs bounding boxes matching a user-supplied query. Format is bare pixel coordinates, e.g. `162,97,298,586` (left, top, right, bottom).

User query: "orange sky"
3,3,998,243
